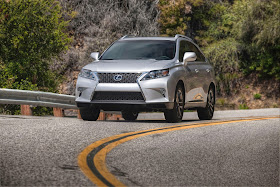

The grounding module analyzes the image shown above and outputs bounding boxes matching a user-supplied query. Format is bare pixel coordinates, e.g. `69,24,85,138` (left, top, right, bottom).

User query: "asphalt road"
0,108,279,186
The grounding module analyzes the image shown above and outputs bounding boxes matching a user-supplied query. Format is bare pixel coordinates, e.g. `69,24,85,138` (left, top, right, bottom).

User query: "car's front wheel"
79,107,100,121
164,84,185,123
122,111,139,121
197,86,215,120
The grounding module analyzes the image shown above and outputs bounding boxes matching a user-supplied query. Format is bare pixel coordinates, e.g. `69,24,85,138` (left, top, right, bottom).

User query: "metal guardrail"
0,88,77,109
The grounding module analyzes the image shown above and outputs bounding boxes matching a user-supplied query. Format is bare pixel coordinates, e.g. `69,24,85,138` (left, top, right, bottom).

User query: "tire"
79,107,100,121
164,84,185,123
122,111,139,121
197,86,215,120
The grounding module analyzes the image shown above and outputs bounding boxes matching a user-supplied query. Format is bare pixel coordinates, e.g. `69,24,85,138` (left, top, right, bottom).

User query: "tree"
0,0,71,91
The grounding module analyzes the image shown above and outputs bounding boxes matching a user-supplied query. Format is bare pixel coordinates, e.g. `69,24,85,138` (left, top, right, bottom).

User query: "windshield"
100,40,176,60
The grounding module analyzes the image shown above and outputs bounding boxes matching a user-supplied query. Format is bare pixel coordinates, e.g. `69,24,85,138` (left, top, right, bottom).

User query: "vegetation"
0,0,71,91
158,0,280,95
239,103,249,110
0,0,279,115
0,0,71,114
55,0,159,88
254,93,262,100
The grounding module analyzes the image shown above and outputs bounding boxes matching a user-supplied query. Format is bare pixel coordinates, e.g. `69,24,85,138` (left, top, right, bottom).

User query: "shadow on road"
108,119,201,124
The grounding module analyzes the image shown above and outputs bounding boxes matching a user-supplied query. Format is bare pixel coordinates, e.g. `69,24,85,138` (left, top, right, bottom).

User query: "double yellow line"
78,116,279,187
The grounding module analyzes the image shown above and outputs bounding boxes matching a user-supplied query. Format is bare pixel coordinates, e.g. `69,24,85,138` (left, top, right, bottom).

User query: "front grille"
92,92,144,101
97,73,142,83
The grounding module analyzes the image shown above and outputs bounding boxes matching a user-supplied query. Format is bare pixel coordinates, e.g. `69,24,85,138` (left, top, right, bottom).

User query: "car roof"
119,35,193,42
120,37,176,41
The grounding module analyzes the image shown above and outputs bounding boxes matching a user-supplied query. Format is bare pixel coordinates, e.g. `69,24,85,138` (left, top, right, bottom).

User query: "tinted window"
179,40,191,62
188,43,205,61
179,40,205,62
100,40,176,60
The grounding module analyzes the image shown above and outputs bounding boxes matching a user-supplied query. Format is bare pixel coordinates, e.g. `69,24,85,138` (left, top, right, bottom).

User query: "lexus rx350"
75,34,216,122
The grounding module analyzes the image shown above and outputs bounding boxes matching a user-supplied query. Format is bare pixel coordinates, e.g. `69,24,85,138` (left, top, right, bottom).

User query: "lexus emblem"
113,74,123,81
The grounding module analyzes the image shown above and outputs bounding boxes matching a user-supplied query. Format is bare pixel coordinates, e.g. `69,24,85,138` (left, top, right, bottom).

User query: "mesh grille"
92,92,144,101
97,73,142,83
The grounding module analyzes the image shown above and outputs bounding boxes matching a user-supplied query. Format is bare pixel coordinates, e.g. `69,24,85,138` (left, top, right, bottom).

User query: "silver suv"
75,35,216,122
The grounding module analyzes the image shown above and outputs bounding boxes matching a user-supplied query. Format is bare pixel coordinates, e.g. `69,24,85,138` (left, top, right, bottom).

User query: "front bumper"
76,102,174,111
75,74,177,110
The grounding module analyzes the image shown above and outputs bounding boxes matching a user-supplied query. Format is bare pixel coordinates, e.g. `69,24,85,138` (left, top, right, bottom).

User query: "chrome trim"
137,73,148,101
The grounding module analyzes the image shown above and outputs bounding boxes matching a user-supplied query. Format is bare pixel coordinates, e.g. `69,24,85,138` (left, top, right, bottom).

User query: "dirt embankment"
216,74,280,110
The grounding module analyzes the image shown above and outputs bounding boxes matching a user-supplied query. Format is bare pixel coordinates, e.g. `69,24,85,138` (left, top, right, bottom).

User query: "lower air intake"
92,92,144,101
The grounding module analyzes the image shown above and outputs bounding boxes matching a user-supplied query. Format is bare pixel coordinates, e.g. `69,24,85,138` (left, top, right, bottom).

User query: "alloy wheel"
175,88,184,118
207,89,215,115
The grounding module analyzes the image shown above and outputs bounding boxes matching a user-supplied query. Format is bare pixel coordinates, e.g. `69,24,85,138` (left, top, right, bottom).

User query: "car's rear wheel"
164,84,185,123
197,86,215,120
122,111,139,121
79,107,100,121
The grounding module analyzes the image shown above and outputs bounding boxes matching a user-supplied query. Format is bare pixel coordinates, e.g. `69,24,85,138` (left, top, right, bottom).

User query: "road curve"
79,116,279,186
0,108,279,186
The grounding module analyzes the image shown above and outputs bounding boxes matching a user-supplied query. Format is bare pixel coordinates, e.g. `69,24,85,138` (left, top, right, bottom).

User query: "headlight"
79,69,96,80
141,69,169,81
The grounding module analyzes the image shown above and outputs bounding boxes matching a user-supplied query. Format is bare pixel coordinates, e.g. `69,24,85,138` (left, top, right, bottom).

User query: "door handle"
194,69,199,73
206,69,210,73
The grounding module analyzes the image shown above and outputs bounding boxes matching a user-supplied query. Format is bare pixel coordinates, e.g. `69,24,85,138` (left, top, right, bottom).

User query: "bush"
0,0,71,92
239,103,249,110
0,0,71,115
234,0,280,80
253,93,262,100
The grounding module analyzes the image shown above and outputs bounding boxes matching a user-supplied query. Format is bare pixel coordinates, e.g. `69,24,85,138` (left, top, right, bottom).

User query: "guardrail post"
53,107,64,117
21,105,32,116
77,110,82,119
98,112,106,121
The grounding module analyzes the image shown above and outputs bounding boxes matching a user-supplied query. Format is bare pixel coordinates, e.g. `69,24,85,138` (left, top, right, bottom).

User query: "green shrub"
0,0,71,115
239,103,249,110
0,0,71,92
253,93,262,100
216,98,225,106
32,106,53,116
235,0,280,80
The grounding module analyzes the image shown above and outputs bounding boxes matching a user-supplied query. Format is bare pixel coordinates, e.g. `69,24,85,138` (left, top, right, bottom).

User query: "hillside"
57,0,279,110
56,0,159,94
0,0,279,114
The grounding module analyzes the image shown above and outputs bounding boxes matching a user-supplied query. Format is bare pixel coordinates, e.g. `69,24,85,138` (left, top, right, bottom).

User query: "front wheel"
164,84,185,123
197,87,215,120
79,107,100,121
122,111,139,121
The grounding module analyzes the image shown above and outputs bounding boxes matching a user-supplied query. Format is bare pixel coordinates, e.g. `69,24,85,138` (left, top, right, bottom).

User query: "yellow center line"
78,116,280,187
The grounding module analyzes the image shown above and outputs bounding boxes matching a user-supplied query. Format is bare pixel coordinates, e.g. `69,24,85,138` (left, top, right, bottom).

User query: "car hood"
82,59,175,73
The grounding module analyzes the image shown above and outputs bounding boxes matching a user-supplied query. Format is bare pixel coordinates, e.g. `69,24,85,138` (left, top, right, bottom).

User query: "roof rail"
175,34,193,41
120,35,135,40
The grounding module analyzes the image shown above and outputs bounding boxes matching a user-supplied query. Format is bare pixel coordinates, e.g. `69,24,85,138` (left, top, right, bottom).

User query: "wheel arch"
177,80,185,90
177,79,186,106
209,82,216,104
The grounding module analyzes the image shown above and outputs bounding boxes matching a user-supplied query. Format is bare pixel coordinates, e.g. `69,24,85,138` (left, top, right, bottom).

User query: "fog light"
160,88,166,97
78,87,86,97
78,87,86,92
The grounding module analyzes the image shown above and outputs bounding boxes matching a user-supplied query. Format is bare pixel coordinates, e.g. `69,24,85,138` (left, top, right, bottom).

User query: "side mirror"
90,52,99,60
183,52,197,64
